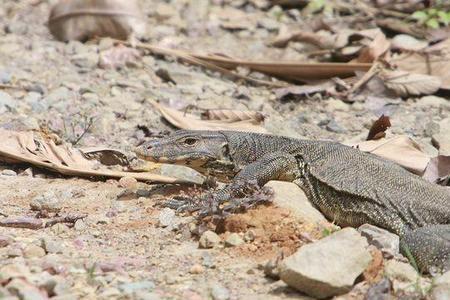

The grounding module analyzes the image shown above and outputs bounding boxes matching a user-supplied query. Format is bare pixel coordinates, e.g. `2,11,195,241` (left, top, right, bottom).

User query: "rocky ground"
1,0,450,299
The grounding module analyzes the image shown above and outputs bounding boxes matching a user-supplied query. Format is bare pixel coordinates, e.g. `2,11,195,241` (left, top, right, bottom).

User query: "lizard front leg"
199,152,299,215
163,152,299,214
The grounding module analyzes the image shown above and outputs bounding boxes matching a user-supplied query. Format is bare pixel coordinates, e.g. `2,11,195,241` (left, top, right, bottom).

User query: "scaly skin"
135,130,450,273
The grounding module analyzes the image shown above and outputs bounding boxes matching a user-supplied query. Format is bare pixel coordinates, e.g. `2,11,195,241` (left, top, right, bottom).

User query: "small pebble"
30,191,62,213
225,233,244,247
74,219,87,231
23,244,46,258
118,176,138,189
158,208,175,228
1,169,17,176
199,230,221,249
210,283,230,300
189,264,204,274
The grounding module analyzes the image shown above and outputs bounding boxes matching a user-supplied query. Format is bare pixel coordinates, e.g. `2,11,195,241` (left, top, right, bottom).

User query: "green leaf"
428,8,438,16
426,18,440,29
438,11,450,25
411,11,428,22
304,0,326,14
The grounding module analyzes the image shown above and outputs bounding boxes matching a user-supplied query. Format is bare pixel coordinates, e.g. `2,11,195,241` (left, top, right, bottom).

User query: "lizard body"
135,130,450,273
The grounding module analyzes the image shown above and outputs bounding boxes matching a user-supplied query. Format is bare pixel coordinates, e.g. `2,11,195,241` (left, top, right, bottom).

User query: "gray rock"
74,219,87,231
6,278,46,300
158,208,175,228
210,283,230,300
0,91,16,113
0,70,12,83
30,191,62,213
279,228,372,299
418,96,450,109
432,133,450,156
1,169,17,176
431,271,450,300
118,281,155,294
199,230,221,249
326,99,349,111
40,237,63,254
384,260,419,282
365,278,391,300
326,119,346,133
23,244,46,258
71,52,99,69
224,233,244,247
160,164,204,184
358,224,400,258
264,181,326,224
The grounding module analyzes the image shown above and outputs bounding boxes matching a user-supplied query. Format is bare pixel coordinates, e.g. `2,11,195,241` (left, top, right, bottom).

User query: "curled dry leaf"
80,147,129,166
0,129,185,183
48,0,146,42
380,70,441,97
271,30,336,49
367,115,391,141
352,136,430,175
392,39,450,89
201,109,266,123
98,44,141,69
423,156,450,184
356,30,390,63
150,100,268,133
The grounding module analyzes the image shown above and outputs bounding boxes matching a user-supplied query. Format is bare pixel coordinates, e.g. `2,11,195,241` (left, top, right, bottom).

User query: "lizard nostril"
146,144,153,150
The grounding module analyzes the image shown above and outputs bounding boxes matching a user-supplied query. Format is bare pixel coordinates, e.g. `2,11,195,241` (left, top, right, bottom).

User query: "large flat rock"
279,228,372,299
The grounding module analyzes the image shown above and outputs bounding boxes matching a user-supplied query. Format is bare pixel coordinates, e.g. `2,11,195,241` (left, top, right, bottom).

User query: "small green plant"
303,0,334,17
411,8,450,29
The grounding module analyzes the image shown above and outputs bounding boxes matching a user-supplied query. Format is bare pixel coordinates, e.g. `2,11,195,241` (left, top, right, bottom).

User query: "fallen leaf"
0,129,185,183
376,18,427,40
151,100,268,133
98,44,141,69
201,109,266,123
391,34,428,51
392,40,450,89
352,136,430,175
423,155,450,184
118,40,372,85
367,115,391,141
356,30,390,63
380,70,441,96
48,0,146,42
271,30,336,49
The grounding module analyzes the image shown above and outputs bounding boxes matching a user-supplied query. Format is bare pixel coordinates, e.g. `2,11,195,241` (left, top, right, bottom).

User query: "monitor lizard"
134,130,450,273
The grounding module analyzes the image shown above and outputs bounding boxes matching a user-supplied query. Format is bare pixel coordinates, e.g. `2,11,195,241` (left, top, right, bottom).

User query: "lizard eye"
182,138,198,146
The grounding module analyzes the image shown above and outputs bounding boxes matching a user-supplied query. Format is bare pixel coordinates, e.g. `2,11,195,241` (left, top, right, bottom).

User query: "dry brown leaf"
0,129,184,183
367,115,391,141
201,109,266,123
356,30,391,63
380,70,441,96
151,101,267,133
48,0,146,42
352,136,430,175
271,31,336,49
392,40,450,89
118,40,372,84
423,156,450,184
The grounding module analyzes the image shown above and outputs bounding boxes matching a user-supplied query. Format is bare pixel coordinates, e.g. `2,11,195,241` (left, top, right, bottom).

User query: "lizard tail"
400,225,450,273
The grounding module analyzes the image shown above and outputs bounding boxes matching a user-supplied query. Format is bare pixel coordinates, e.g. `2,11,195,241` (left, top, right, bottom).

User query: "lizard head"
134,130,237,180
